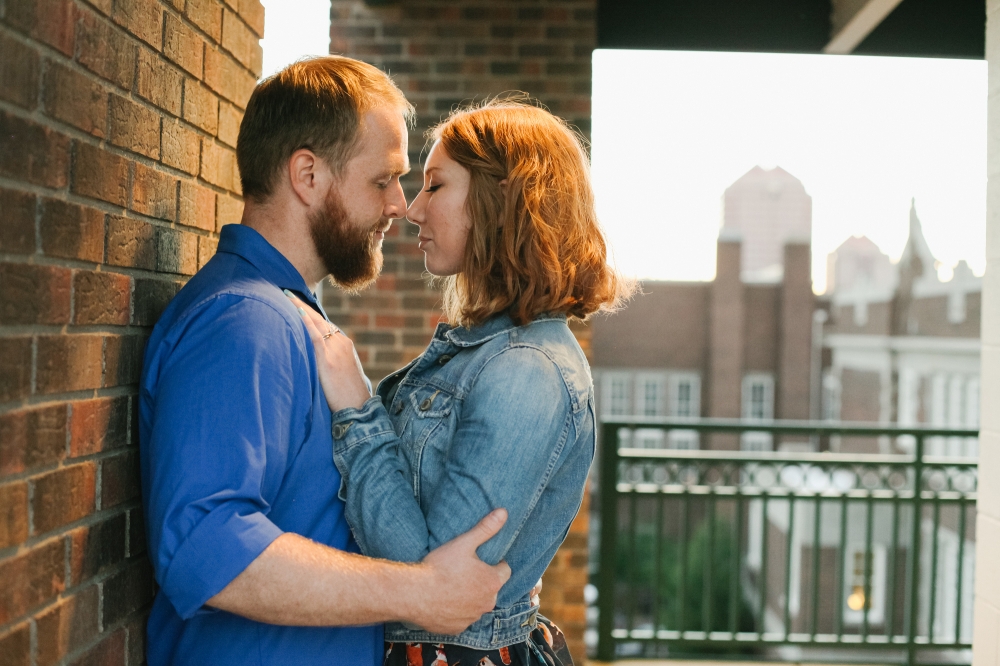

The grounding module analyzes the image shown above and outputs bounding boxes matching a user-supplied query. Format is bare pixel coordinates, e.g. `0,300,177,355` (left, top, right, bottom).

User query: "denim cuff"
330,396,396,452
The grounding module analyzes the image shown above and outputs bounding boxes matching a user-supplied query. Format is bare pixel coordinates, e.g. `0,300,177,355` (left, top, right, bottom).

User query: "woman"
293,99,630,664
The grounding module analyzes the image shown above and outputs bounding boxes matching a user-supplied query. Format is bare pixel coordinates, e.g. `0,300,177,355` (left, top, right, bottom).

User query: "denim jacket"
330,313,596,649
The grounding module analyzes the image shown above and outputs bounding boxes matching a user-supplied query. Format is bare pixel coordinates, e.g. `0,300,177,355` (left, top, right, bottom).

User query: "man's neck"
241,198,327,291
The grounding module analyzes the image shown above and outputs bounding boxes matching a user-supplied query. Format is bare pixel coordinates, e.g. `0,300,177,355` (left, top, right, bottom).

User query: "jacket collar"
217,224,321,310
442,312,566,348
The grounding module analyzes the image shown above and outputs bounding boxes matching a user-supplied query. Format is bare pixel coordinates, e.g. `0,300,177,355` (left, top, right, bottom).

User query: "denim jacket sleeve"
331,345,575,566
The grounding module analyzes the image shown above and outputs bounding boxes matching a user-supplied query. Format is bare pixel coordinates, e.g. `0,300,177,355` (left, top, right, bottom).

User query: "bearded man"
139,56,510,666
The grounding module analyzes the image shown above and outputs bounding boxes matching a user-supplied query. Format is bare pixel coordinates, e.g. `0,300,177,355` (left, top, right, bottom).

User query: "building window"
742,374,774,451
843,545,887,626
603,373,631,417
636,373,667,417
668,373,701,449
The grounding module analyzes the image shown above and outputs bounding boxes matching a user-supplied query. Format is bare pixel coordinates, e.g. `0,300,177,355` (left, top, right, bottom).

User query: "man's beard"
309,186,386,294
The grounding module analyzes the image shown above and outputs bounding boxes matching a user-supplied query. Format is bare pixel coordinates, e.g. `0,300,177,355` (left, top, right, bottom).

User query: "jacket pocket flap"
408,387,452,418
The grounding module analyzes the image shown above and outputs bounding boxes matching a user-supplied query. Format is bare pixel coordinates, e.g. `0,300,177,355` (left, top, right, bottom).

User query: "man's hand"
403,509,512,635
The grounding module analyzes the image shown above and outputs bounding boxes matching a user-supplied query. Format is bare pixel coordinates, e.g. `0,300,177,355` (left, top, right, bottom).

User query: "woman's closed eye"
424,183,442,193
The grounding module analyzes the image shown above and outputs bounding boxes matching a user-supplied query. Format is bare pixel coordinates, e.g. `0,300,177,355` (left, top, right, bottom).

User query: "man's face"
310,106,409,292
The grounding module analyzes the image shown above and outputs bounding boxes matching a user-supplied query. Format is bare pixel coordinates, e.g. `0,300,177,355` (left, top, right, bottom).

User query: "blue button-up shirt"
139,224,382,666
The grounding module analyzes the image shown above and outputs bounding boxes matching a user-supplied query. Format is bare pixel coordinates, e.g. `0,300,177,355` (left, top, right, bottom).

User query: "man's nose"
385,180,408,219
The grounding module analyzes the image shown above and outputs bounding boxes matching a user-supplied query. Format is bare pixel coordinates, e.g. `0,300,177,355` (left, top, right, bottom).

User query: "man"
139,56,510,665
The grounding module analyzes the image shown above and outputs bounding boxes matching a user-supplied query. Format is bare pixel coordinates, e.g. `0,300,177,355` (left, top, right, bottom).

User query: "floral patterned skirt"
383,616,574,666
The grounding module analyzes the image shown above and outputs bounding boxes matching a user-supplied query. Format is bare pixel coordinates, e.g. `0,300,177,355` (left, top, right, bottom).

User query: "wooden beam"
824,0,906,54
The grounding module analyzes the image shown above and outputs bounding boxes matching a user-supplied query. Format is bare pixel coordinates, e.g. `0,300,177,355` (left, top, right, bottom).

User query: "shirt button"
437,354,452,365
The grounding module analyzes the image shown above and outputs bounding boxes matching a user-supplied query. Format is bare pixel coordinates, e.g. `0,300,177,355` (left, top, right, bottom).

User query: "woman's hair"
431,97,634,327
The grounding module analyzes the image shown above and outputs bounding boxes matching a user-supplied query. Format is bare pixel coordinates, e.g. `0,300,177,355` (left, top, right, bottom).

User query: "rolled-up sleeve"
143,295,307,619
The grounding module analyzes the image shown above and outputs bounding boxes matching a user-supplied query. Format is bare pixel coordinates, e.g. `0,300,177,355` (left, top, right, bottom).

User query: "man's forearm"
206,533,424,627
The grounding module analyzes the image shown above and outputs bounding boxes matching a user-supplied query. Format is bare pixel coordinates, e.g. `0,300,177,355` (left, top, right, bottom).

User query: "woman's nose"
406,192,425,225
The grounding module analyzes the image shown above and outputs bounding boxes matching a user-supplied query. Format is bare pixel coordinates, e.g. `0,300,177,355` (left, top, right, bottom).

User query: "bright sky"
591,50,987,293
259,0,331,79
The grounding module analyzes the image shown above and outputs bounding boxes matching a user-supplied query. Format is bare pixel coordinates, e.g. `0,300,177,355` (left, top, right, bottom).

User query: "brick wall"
0,0,261,663
326,0,596,657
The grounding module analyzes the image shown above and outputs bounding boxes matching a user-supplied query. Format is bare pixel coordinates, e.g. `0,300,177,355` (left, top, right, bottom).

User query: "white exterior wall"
974,2,1000,665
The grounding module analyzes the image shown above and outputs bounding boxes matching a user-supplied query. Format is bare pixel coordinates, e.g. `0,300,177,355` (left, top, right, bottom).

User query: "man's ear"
287,149,329,207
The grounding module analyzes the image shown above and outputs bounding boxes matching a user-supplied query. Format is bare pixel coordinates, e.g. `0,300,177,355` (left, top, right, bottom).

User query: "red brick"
0,539,66,623
164,12,205,78
218,101,241,147
137,48,183,117
0,31,39,110
101,450,140,509
216,193,243,229
131,162,178,221
183,79,219,134
39,198,105,263
161,120,201,174
239,0,265,38
201,140,234,189
179,181,216,231
197,235,219,269
110,0,163,50
76,8,138,91
43,62,109,138
0,263,72,326
32,463,97,534
0,112,70,188
0,402,72,476
69,628,126,666
221,8,254,68
68,513,126,584
0,482,29,550
0,189,36,254
36,586,100,666
109,95,160,159
0,338,32,403
82,0,112,14
106,216,157,270
132,278,181,326
70,397,130,457
73,270,132,325
5,0,76,55
103,334,145,387
125,614,147,664
0,622,31,666
101,559,153,626
35,335,104,394
72,143,130,207
204,46,255,108
186,0,223,41
157,228,199,275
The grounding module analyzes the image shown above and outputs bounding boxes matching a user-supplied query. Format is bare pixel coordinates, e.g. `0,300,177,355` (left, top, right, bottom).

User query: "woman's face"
406,141,472,276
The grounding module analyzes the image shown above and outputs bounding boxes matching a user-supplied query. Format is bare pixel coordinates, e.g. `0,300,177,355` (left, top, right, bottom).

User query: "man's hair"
432,98,634,327
237,56,414,200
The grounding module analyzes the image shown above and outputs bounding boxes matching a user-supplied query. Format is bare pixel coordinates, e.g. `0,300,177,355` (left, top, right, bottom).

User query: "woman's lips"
417,237,431,250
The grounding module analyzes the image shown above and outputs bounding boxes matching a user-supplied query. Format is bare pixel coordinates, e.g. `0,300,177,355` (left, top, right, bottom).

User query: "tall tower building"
722,166,813,281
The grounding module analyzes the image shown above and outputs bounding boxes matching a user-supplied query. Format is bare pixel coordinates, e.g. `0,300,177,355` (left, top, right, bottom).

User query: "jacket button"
418,397,433,411
332,423,352,439
437,354,452,365
394,402,404,415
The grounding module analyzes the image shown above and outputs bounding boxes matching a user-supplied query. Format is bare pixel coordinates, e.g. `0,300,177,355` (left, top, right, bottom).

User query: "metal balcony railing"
595,418,979,665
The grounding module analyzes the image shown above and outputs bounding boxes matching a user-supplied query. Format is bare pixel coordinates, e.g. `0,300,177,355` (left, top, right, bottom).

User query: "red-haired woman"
294,100,631,665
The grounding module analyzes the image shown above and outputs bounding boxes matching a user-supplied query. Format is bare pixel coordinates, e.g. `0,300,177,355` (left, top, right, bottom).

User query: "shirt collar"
217,224,321,309
442,312,565,347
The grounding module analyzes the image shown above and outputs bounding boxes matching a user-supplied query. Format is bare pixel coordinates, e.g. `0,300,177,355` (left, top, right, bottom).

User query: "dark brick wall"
325,0,596,657
0,0,261,663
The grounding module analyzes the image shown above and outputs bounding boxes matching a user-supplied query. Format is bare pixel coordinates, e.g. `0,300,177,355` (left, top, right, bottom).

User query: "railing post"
907,435,925,666
597,422,621,662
